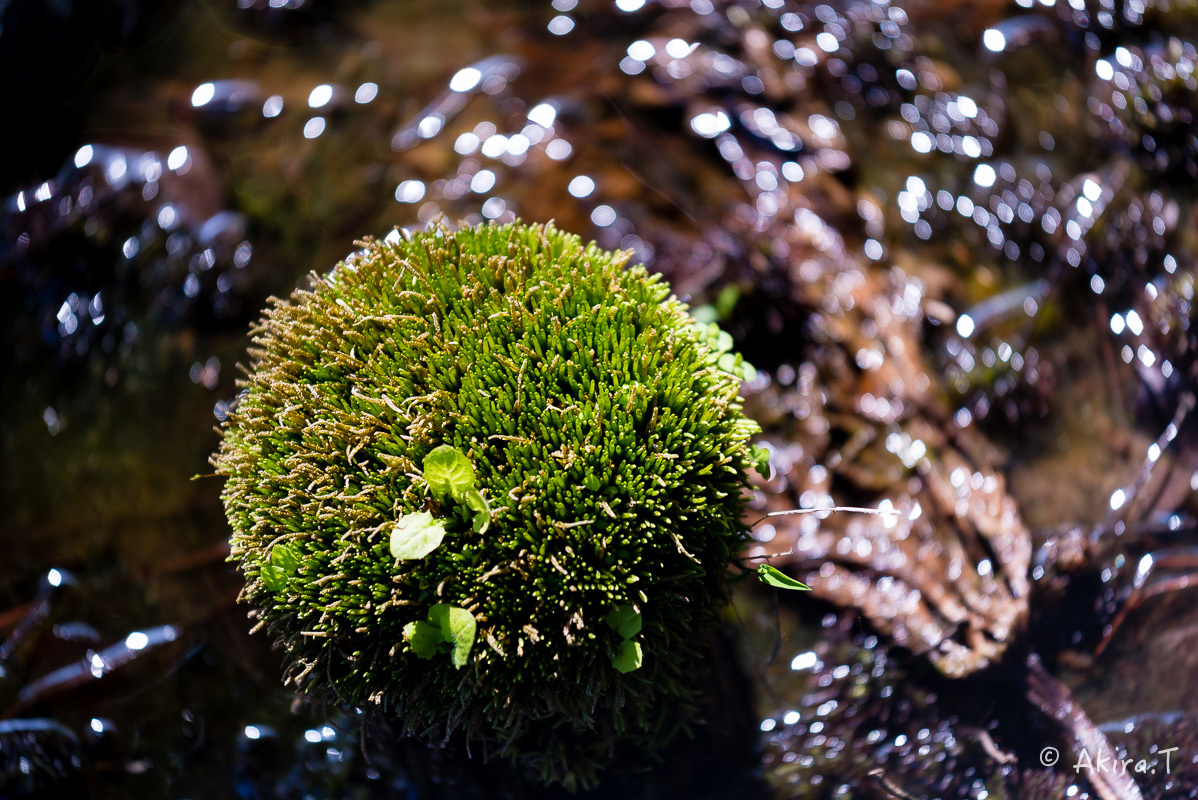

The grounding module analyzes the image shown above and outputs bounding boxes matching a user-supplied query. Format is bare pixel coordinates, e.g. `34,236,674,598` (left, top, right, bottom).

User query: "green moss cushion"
213,221,758,786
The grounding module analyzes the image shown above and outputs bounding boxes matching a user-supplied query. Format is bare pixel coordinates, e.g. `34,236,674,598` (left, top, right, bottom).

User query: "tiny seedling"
748,504,907,591
261,542,301,592
605,604,643,672
423,445,476,502
404,603,477,669
390,511,447,560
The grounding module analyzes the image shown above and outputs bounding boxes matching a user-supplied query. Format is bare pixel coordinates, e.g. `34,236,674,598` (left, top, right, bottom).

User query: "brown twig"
868,767,924,800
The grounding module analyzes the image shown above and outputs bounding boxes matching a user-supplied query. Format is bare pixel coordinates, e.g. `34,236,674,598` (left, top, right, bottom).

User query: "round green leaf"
429,604,476,669
750,444,772,478
612,640,642,674
404,619,442,659
605,605,642,639
390,511,447,560
424,445,475,501
261,543,301,592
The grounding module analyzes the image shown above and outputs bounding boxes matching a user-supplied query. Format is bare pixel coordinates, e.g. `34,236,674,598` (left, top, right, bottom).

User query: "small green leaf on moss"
261,543,301,592
465,489,491,534
605,605,642,639
715,283,740,319
429,604,476,669
424,445,475,501
390,511,446,560
404,619,442,659
757,564,811,591
612,640,642,674
750,444,772,478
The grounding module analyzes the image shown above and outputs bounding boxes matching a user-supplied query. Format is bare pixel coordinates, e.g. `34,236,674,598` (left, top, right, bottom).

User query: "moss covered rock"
212,221,759,786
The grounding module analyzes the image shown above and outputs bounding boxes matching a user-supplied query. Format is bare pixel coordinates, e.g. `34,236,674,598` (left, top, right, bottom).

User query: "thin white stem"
742,505,905,563
744,549,794,561
764,505,903,519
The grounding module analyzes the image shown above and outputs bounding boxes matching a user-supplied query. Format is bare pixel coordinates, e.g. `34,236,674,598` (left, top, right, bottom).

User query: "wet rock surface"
4,0,1198,797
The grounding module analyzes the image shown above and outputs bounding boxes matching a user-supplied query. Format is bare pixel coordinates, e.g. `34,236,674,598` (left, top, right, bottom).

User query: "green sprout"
604,604,644,673
389,511,446,560
260,542,301,592
757,564,811,591
404,603,476,668
422,444,475,500
746,505,910,592
212,221,761,788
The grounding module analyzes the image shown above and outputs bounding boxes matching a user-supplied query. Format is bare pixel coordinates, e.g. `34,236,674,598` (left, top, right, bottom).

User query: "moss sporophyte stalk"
212,220,763,787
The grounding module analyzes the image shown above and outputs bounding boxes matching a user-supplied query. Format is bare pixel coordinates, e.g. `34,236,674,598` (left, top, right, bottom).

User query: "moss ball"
213,221,759,786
